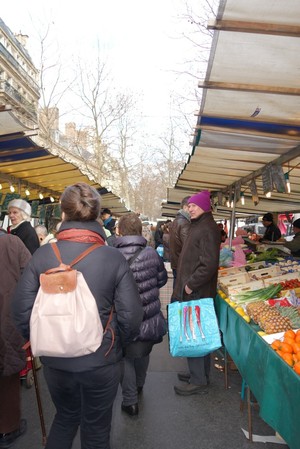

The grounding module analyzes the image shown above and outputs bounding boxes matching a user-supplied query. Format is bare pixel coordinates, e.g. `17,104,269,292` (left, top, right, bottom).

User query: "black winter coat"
172,212,220,302
169,210,190,270
9,221,40,254
114,235,167,345
11,221,143,373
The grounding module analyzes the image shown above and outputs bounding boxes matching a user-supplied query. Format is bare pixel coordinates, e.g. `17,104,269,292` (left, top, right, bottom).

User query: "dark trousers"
0,373,21,433
187,354,211,385
121,356,150,406
44,363,121,449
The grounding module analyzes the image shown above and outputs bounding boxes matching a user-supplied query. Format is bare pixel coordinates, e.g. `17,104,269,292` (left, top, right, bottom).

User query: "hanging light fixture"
284,172,291,193
0,183,2,190
39,192,44,200
226,197,230,208
50,196,55,203
265,191,272,198
241,192,245,205
25,187,30,196
230,195,234,208
10,183,15,193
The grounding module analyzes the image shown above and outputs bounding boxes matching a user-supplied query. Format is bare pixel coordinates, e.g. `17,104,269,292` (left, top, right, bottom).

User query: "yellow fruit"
229,301,236,307
242,315,251,323
235,307,245,316
257,331,266,336
224,297,230,303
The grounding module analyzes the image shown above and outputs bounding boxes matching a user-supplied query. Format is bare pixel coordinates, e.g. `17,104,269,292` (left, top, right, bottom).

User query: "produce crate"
218,266,246,277
225,279,265,297
247,265,282,282
218,272,250,289
264,271,300,287
245,261,267,270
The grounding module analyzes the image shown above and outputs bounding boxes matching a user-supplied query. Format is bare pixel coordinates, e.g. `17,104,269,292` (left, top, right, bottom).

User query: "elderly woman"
12,183,143,449
8,199,40,254
0,230,31,448
114,212,167,416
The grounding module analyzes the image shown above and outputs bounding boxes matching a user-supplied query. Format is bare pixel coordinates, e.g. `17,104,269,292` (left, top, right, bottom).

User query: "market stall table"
215,294,300,449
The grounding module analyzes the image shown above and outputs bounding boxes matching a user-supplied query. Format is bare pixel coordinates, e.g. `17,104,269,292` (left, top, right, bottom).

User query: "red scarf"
57,228,105,245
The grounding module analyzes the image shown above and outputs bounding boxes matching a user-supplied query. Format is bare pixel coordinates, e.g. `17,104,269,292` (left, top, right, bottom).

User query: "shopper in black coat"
8,199,40,254
114,212,167,416
12,183,143,449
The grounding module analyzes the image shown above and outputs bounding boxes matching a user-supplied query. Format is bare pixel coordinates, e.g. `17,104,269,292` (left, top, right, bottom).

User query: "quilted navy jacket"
114,235,168,342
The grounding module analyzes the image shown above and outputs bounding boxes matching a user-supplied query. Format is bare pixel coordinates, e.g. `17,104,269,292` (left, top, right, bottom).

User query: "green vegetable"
232,284,282,305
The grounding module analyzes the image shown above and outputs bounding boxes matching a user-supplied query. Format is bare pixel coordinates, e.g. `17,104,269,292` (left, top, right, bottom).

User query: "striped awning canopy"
163,0,300,219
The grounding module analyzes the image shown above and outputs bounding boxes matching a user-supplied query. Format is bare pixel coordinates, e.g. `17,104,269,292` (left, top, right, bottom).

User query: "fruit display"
246,301,292,333
270,329,300,375
276,279,300,290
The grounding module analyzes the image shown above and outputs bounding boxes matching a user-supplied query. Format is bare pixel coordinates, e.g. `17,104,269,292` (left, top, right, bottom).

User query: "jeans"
43,363,121,449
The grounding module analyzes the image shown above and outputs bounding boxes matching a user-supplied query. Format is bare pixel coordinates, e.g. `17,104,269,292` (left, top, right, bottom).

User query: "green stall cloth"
215,294,300,449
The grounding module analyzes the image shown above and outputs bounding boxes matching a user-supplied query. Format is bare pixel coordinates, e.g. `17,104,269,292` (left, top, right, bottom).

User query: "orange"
276,350,284,358
271,340,281,350
293,361,300,375
293,351,300,363
284,337,295,346
296,329,300,336
295,334,300,344
282,353,294,367
284,329,296,340
279,342,293,354
292,342,300,354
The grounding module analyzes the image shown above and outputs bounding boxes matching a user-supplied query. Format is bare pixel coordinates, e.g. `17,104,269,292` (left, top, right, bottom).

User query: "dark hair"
263,213,273,222
118,212,142,236
181,196,190,208
102,208,111,215
60,183,101,222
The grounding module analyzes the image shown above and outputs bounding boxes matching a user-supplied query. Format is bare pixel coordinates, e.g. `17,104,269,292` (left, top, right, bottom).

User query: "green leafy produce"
232,284,282,305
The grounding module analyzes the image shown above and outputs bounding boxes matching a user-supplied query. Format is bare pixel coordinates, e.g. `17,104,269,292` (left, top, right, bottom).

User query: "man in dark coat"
169,196,190,286
259,212,281,242
101,208,116,234
172,190,221,396
0,230,31,447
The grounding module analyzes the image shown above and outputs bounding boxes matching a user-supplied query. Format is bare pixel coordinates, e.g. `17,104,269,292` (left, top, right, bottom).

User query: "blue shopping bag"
168,298,221,357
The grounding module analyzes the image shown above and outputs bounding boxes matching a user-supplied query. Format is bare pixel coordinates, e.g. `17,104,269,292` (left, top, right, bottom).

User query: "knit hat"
188,190,211,212
8,199,31,217
262,213,273,222
293,218,300,229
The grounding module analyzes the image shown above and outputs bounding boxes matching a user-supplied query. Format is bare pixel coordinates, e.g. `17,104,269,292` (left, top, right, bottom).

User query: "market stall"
215,294,300,449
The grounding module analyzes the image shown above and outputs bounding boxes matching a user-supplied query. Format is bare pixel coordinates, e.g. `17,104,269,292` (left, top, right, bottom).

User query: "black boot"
121,403,139,416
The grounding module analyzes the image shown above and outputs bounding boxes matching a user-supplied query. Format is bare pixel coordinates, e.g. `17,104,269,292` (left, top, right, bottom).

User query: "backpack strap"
50,242,104,268
127,247,144,266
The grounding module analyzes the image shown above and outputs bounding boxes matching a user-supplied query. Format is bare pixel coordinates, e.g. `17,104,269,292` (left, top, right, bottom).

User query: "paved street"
14,337,288,449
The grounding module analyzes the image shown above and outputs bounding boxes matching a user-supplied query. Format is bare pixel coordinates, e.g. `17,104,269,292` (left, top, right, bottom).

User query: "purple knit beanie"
188,190,211,212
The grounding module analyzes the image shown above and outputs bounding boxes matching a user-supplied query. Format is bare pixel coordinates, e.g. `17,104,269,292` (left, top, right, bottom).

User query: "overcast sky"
1,0,216,148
